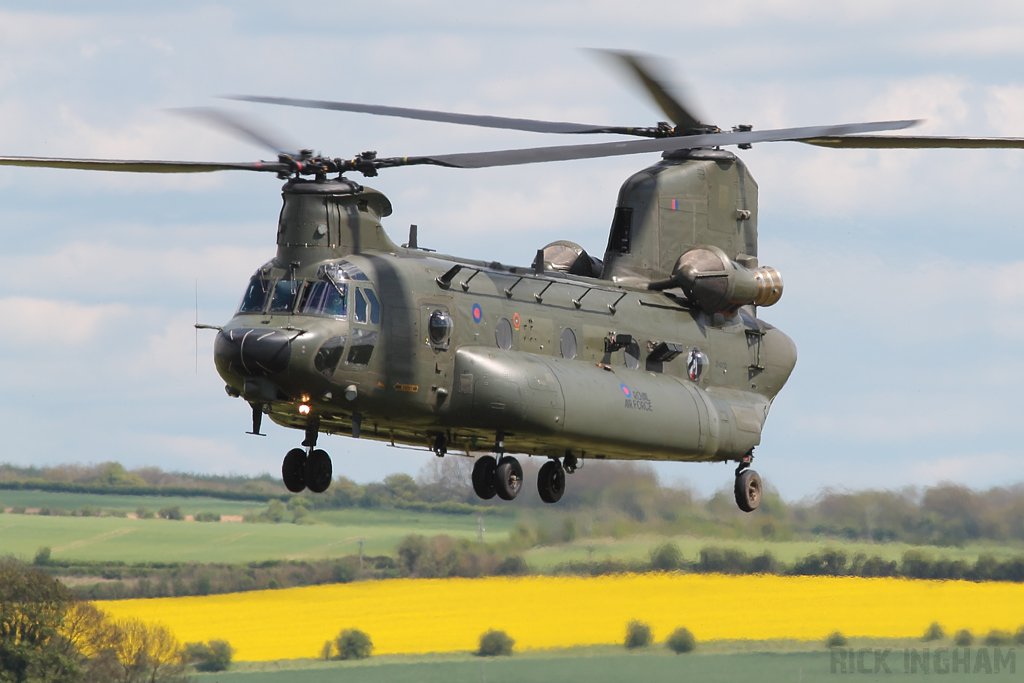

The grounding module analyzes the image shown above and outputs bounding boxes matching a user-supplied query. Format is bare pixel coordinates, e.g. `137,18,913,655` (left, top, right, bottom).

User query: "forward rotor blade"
800,135,1024,149
227,95,623,135
595,50,703,130
172,107,299,156
397,119,920,169
0,156,287,173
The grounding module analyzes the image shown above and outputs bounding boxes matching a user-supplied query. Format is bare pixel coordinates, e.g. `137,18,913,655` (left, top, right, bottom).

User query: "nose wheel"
281,447,333,494
282,448,307,493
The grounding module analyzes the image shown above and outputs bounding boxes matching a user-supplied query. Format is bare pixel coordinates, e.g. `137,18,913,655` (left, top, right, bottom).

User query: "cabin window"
428,309,453,346
238,279,270,313
495,317,513,350
624,338,641,369
560,328,577,360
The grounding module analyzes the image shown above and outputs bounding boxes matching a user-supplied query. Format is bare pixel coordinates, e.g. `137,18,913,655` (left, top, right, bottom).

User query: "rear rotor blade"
391,119,920,169
800,135,1024,149
0,156,287,173
595,50,704,130
227,95,625,135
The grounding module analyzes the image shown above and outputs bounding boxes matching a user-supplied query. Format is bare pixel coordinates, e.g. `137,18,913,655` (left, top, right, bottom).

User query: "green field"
0,489,262,517
198,642,1019,683
523,533,1024,569
0,504,515,563
3,489,1022,569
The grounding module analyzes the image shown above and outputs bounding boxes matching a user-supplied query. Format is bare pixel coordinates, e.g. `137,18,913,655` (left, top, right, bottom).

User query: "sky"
0,1,1022,500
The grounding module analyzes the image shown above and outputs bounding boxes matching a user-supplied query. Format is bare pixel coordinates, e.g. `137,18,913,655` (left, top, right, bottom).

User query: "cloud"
0,296,131,346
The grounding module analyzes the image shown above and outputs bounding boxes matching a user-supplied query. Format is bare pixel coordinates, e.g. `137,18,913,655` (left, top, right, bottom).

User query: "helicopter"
3,52,1023,511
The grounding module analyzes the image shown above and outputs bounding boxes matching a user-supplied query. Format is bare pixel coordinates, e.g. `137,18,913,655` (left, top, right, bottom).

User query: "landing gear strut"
733,453,761,513
281,419,333,494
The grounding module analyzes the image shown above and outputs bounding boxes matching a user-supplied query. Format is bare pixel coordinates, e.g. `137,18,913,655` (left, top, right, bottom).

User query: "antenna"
195,280,198,374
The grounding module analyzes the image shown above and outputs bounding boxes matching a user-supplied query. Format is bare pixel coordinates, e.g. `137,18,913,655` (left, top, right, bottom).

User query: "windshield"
238,279,271,313
268,280,301,313
302,282,347,318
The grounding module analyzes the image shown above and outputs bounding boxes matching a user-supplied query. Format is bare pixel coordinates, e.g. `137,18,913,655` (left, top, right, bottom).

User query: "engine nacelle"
650,246,783,314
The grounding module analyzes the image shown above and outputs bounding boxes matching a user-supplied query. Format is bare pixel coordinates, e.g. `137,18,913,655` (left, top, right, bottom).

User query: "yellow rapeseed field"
96,574,1024,661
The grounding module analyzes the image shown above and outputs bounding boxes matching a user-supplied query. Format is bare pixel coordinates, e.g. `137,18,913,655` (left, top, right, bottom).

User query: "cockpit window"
353,288,379,324
354,289,367,323
269,280,301,313
238,279,270,314
319,260,369,282
365,289,380,324
302,282,347,318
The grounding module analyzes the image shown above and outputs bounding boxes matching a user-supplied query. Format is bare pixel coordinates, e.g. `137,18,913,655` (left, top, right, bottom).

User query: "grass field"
3,488,1022,568
195,645,1020,683
0,489,262,516
97,574,1024,661
0,507,515,563
523,533,1024,569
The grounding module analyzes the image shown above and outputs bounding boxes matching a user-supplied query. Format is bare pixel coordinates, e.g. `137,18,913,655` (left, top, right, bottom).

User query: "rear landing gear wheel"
282,448,307,493
472,455,498,500
538,460,566,504
305,449,333,493
495,457,523,501
734,469,761,512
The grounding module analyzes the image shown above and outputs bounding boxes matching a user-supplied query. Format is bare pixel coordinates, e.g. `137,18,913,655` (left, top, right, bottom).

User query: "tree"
826,631,848,648
0,561,76,683
396,535,428,574
97,463,145,487
477,630,514,656
157,506,183,521
923,622,945,641
650,543,682,571
184,639,233,672
334,629,372,660
624,620,652,649
32,547,52,566
954,630,974,646
666,627,696,654
383,473,419,502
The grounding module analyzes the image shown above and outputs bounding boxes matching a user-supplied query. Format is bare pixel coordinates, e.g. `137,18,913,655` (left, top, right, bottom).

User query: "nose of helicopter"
214,327,292,377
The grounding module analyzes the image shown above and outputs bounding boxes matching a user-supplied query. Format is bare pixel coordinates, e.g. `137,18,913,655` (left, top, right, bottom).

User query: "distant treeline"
0,480,280,502
37,537,1024,602
5,460,1024,547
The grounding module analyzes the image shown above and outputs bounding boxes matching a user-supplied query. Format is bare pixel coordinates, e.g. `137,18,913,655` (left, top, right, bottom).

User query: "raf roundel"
620,383,631,397
471,303,482,323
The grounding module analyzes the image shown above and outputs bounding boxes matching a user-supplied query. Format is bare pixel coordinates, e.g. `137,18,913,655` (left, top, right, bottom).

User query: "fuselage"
215,248,797,465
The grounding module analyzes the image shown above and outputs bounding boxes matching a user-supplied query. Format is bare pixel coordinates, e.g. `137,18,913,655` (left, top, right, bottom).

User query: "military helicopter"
3,52,1022,511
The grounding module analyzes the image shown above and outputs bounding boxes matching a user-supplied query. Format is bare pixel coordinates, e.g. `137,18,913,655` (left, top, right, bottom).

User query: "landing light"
298,404,311,415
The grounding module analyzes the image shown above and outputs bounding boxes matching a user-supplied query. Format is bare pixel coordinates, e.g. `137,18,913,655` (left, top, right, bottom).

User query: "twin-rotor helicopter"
4,52,1022,510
